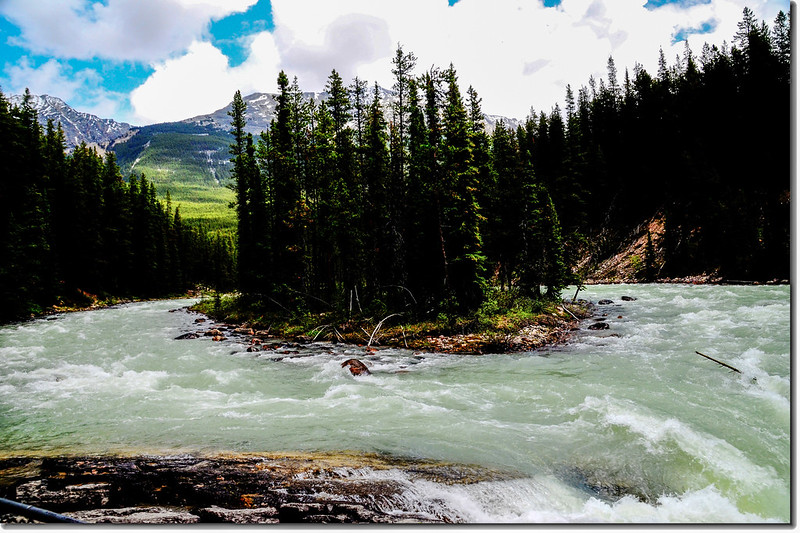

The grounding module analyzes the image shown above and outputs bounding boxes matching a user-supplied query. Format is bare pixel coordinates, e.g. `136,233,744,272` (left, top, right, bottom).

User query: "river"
0,284,790,523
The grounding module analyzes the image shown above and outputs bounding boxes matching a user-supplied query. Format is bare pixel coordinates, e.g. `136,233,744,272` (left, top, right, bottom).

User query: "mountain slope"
13,91,521,234
183,88,519,135
112,121,236,233
8,94,133,150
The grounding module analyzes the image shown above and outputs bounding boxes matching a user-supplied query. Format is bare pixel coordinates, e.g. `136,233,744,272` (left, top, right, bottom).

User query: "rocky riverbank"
0,452,516,524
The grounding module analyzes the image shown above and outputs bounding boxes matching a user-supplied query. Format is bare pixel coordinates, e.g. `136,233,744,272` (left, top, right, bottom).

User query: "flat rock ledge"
0,452,514,524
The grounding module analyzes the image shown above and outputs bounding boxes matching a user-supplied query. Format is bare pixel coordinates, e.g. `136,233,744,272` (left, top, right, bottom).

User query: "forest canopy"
0,8,788,323
229,7,790,318
0,91,236,321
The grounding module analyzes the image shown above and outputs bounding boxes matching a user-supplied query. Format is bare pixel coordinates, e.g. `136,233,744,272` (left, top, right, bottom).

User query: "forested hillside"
230,54,572,317
229,7,789,320
532,7,790,282
0,8,787,324
0,91,236,321
113,122,237,234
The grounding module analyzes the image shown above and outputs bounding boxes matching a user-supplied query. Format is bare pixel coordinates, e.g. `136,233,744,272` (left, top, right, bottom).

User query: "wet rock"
197,505,279,524
194,318,206,323
341,359,371,376
16,479,111,511
246,346,260,352
204,329,223,337
66,507,200,524
598,299,614,305
588,322,610,330
0,453,505,524
277,502,412,524
233,328,254,336
212,335,225,342
174,332,199,340
621,296,637,301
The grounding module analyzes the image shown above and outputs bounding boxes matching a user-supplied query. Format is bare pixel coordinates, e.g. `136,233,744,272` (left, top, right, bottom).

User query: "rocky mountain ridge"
7,94,133,151
12,90,520,150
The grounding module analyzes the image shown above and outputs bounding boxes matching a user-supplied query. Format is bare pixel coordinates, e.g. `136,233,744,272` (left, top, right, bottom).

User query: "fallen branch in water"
695,351,742,374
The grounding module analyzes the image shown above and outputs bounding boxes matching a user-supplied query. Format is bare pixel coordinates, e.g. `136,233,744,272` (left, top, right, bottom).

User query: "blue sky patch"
645,0,711,9
543,0,562,7
209,0,274,67
672,19,717,43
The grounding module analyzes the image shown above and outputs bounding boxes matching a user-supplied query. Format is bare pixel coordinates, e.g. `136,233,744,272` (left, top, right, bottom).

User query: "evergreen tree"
441,65,486,311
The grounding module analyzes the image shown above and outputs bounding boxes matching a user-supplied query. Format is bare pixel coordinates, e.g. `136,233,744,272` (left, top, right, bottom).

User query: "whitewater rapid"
0,284,790,522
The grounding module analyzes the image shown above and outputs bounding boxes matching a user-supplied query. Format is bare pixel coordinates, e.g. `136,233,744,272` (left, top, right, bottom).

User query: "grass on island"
192,287,591,353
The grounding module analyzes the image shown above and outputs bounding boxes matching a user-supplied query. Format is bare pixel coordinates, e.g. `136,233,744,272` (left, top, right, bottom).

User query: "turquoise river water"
0,284,790,523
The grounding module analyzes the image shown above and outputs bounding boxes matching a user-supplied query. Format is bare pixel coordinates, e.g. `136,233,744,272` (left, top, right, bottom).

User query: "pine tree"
228,90,256,295
362,82,391,304
441,64,486,311
269,71,305,305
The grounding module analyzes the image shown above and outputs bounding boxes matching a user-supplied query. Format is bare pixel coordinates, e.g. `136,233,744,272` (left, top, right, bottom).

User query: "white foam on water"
574,394,784,507
0,290,789,522
323,466,780,523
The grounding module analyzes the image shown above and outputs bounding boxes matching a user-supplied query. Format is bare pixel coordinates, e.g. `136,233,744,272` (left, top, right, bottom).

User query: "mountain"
12,91,521,233
111,120,237,233
183,88,518,135
182,87,398,135
8,94,133,151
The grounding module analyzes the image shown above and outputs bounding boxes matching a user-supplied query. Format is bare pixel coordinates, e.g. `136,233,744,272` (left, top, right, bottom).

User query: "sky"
0,0,790,125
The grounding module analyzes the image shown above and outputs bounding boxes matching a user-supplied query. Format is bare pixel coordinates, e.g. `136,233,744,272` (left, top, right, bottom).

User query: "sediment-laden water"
0,284,790,523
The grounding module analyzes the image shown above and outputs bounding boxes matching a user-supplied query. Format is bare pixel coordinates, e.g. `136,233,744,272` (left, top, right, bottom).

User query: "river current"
0,284,790,523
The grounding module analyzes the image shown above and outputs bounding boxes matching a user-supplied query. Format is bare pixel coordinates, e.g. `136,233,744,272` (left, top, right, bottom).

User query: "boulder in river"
341,359,371,376
204,329,223,337
598,299,614,305
621,296,637,301
174,332,199,340
588,322,610,330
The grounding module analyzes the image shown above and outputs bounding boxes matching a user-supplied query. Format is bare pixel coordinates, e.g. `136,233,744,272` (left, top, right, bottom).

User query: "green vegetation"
114,123,237,234
0,91,237,322
1,8,788,340
533,7,790,281
219,7,788,337
193,286,584,352
230,54,571,323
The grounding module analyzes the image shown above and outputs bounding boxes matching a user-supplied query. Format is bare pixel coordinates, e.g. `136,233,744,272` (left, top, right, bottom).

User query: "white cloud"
256,0,788,119
2,57,135,122
43,0,786,123
130,34,281,124
0,0,257,62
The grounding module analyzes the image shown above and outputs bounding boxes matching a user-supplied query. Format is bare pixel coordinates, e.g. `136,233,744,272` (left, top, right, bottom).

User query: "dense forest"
230,60,570,316
0,8,788,324
533,7,791,281
0,91,236,321
231,7,790,318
